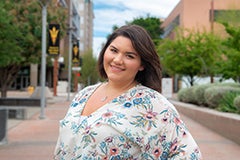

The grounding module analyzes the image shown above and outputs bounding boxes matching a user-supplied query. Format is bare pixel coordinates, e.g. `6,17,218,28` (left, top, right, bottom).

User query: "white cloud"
94,9,136,36
93,0,180,57
120,0,180,17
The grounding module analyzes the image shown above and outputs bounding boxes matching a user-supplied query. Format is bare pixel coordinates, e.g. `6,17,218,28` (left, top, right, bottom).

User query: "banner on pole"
72,43,80,64
47,24,60,56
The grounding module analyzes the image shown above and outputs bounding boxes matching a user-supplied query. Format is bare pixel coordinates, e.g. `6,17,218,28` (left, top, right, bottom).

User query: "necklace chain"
100,82,108,102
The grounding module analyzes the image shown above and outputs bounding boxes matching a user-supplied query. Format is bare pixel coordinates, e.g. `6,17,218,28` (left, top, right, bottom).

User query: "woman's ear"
139,66,144,71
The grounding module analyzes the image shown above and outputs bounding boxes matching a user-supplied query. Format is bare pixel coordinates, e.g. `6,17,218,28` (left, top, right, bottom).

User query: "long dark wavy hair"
97,25,162,92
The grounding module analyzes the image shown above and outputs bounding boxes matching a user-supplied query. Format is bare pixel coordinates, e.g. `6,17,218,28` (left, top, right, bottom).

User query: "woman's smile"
110,64,125,72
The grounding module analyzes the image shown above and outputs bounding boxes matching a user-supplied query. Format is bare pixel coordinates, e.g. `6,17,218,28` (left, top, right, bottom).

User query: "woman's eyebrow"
109,44,138,55
109,45,118,50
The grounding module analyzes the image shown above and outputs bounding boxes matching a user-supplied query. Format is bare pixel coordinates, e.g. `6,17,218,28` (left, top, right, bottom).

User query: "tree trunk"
0,65,21,98
210,75,214,83
0,86,7,98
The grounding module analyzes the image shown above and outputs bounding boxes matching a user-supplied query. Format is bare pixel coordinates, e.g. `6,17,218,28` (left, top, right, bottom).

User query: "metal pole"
67,0,72,101
210,0,214,33
39,4,47,119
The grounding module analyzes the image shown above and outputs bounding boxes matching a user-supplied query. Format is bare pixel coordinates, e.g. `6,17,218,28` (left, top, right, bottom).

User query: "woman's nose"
113,53,123,64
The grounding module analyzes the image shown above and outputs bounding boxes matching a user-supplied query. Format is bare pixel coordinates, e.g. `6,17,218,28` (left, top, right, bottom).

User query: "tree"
216,23,240,82
109,15,164,46
214,10,240,83
0,2,25,97
0,0,67,97
80,50,99,86
158,29,222,86
127,15,164,40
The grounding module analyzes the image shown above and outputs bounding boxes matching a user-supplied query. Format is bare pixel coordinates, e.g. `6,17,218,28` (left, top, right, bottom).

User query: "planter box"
170,100,240,145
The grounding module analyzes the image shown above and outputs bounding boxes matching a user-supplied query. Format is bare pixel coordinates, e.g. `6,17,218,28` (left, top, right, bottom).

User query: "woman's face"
103,36,144,84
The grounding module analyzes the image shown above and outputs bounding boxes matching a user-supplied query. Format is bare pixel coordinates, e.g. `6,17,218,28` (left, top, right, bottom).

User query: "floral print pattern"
54,83,202,159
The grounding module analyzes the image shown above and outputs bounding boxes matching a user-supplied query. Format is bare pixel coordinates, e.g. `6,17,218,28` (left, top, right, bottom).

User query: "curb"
170,100,240,145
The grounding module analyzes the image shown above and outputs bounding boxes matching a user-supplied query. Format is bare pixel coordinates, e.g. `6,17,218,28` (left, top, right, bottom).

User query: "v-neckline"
80,82,139,117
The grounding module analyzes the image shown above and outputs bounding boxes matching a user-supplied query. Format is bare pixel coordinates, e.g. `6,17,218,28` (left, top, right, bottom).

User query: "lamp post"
210,0,214,33
38,0,50,119
67,0,73,101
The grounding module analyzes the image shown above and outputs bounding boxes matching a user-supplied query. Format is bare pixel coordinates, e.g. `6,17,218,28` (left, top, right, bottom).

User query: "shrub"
204,86,240,108
234,96,240,112
192,84,213,106
219,82,240,88
177,87,196,103
218,92,240,113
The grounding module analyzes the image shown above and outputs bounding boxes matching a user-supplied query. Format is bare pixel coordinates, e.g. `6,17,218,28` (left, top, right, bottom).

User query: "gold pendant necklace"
101,96,108,102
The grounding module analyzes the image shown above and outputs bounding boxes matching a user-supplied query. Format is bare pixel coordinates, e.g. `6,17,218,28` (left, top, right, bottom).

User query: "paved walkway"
0,91,240,160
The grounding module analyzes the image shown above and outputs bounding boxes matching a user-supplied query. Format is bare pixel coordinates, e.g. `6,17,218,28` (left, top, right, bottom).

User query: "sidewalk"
0,92,73,160
0,91,240,160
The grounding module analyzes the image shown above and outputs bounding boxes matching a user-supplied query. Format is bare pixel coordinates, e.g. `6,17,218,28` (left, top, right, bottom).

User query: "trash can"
27,86,34,95
0,108,8,145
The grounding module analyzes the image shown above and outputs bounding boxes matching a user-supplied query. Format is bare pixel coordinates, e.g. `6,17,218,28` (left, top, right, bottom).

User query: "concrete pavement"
0,91,240,160
0,91,72,160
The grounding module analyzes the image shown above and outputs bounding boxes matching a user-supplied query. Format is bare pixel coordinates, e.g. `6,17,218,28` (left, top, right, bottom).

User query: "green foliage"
233,96,240,111
177,83,240,114
0,0,67,66
0,3,24,66
177,87,196,104
192,84,213,105
80,50,99,86
215,10,240,28
204,86,240,108
158,29,222,86
216,23,240,82
110,16,163,46
127,15,163,40
218,92,240,113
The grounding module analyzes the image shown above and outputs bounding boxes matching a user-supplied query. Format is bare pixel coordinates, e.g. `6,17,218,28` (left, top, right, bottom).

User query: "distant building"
161,0,240,39
160,0,240,91
59,0,94,80
78,0,94,55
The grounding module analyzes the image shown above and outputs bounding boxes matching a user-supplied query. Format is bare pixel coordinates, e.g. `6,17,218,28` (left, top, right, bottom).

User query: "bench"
0,98,42,119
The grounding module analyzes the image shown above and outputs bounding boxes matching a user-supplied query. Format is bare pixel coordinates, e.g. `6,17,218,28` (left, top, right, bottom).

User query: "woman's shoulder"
135,84,170,102
136,84,162,96
136,84,178,112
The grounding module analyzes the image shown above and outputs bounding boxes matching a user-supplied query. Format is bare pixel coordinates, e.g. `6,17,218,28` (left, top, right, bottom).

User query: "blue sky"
93,0,180,57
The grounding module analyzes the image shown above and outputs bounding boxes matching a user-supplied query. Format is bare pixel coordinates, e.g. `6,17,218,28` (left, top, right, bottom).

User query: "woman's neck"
106,80,137,92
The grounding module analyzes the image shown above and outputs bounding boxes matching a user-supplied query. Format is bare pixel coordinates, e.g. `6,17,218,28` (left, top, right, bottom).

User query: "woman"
54,25,202,159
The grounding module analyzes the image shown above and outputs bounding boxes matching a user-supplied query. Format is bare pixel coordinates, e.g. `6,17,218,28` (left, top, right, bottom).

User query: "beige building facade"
161,0,240,39
78,0,94,55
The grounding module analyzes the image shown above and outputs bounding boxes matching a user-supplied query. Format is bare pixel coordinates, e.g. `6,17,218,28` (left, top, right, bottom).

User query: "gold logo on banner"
72,44,80,64
49,27,59,45
48,24,60,56
73,45,79,56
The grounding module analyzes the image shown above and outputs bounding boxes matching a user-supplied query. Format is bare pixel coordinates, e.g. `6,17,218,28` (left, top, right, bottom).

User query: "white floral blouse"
54,83,202,160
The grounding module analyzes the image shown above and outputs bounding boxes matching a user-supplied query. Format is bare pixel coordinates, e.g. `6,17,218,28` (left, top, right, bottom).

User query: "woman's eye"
110,48,117,53
126,54,135,59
